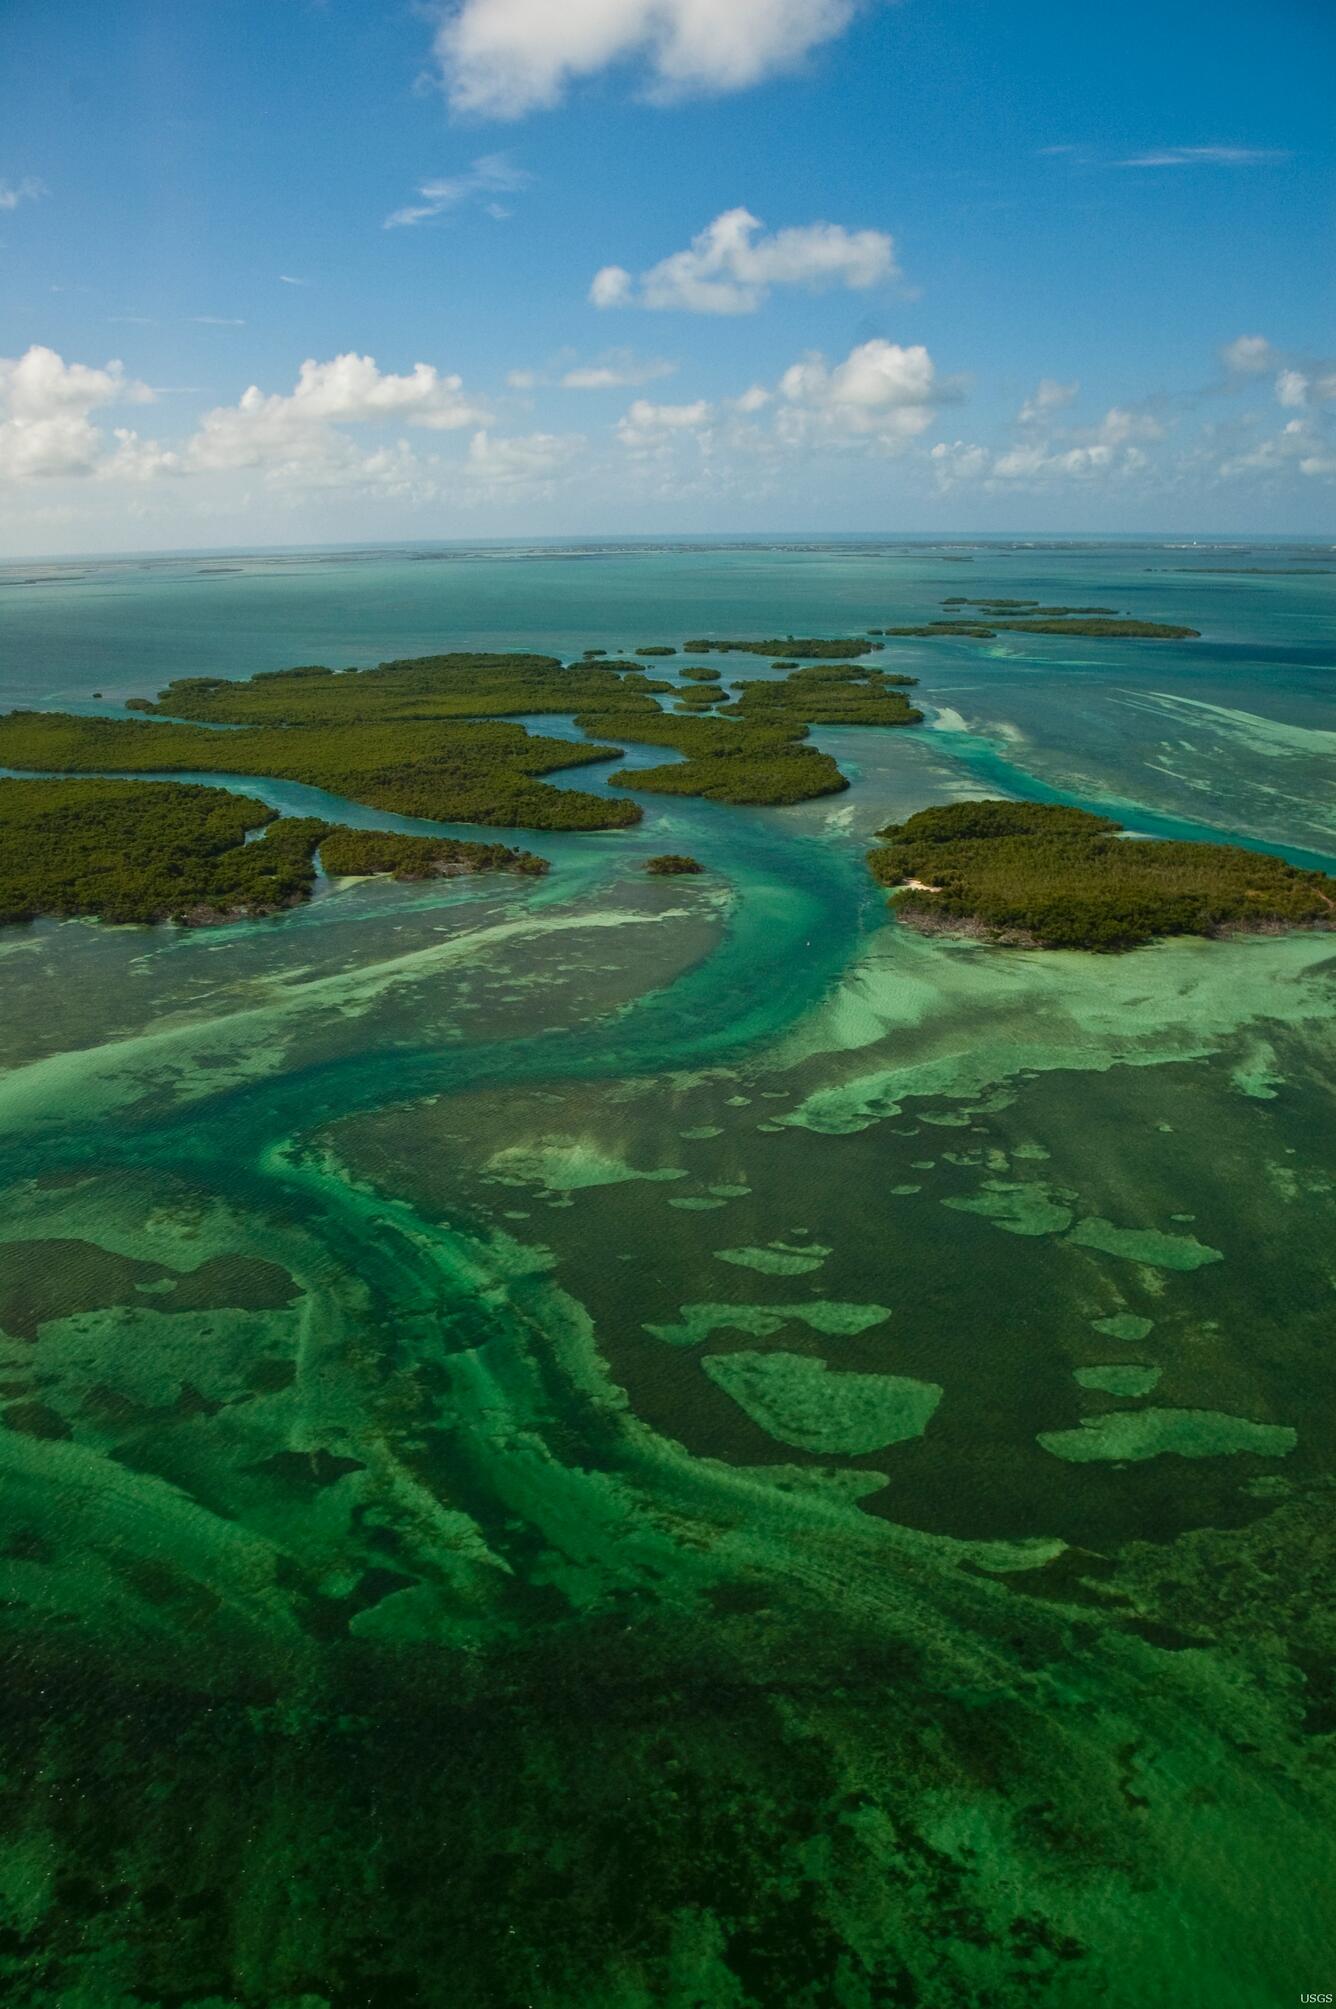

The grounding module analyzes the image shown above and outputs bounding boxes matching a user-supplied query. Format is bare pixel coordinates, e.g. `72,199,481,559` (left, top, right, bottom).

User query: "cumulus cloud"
1220,414,1336,482
776,339,944,448
931,407,1164,492
1274,367,1336,410
1096,406,1163,445
0,175,46,212
1018,377,1078,423
1221,334,1275,376
467,428,586,485
0,345,153,480
591,206,896,315
433,0,866,119
384,153,531,228
102,430,184,482
616,397,713,448
188,354,491,477
929,440,991,486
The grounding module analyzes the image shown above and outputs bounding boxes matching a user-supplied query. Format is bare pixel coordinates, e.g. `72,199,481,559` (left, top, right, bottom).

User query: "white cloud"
188,353,491,474
506,368,540,390
1018,377,1078,423
1220,414,1336,481
1221,334,1275,375
930,406,1165,493
1274,368,1336,409
467,428,586,486
992,440,1114,480
560,352,677,389
616,397,713,447
384,153,532,229
102,429,184,482
279,274,307,286
192,316,246,328
929,440,991,487
0,175,46,212
591,206,896,314
776,339,943,448
1117,146,1288,168
1096,406,1163,444
433,0,866,119
590,266,634,309
0,346,153,480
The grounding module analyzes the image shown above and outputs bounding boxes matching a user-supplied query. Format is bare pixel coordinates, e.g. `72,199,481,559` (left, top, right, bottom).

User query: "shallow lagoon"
0,539,1333,2007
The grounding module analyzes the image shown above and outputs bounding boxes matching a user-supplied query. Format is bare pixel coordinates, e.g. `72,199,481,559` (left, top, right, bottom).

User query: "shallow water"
0,539,1333,2008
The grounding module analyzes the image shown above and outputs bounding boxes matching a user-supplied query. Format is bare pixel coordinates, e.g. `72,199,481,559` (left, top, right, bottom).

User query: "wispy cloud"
1116,146,1289,168
384,154,531,230
560,352,678,390
279,274,307,286
191,315,246,327
0,175,46,212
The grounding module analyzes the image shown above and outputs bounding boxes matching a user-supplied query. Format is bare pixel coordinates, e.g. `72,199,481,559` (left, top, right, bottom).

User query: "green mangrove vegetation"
722,661,923,729
868,800,1335,950
0,779,327,926
0,647,929,840
317,829,548,880
873,603,1199,641
683,637,878,659
0,779,550,927
941,598,1120,614
126,651,654,726
574,661,920,805
644,854,703,875
0,704,638,830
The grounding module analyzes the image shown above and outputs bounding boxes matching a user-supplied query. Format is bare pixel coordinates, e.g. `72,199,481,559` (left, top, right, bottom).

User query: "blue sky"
1,0,1332,552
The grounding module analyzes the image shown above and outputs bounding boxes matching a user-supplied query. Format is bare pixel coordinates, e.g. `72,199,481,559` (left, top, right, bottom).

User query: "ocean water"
0,538,1333,2008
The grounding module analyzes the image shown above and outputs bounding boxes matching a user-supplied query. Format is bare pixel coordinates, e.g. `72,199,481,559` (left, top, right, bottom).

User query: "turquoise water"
0,539,1333,2008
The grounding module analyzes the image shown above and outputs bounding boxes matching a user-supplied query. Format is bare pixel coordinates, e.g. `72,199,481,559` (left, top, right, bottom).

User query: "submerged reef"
869,799,1334,950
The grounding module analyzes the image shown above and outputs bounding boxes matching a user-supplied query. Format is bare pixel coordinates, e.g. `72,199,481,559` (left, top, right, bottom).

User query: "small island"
684,637,878,659
645,854,703,876
868,799,1333,951
870,599,1199,641
319,829,547,881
